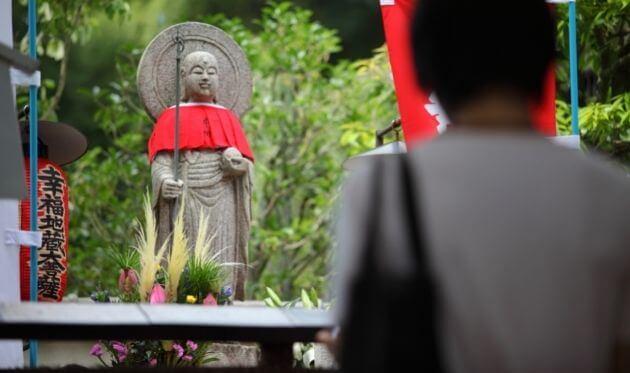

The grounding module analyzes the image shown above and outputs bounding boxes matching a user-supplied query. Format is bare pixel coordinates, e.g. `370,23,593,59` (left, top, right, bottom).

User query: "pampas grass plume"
166,199,189,302
135,192,168,301
193,212,214,263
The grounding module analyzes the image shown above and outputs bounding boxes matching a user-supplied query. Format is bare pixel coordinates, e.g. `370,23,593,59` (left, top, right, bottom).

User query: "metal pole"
568,0,580,135
27,0,39,367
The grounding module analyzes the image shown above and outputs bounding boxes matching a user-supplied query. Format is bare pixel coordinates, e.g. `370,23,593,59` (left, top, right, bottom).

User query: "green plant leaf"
301,289,313,309
266,287,283,307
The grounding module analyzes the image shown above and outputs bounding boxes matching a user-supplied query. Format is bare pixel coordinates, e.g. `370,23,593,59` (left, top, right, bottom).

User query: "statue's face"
181,51,219,103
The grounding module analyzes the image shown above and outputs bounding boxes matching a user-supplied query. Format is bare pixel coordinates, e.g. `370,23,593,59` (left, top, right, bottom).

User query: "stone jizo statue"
148,50,254,300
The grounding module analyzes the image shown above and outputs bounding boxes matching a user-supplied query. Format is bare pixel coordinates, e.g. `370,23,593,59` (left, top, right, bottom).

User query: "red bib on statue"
148,103,254,162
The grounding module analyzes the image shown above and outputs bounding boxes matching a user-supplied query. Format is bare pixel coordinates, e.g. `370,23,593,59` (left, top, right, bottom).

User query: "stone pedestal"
207,342,260,367
314,343,337,369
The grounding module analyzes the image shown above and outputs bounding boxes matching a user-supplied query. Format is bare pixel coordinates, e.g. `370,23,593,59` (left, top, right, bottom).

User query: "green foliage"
578,94,630,148
177,258,225,303
555,1,630,165
336,46,398,151
263,286,324,309
555,0,629,103
205,3,395,299
223,4,345,298
66,48,150,295
558,93,630,165
263,287,285,308
110,248,139,270
15,0,131,120
16,0,130,54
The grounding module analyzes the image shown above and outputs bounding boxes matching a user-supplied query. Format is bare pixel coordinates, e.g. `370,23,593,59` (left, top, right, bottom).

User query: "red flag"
531,67,557,136
379,0,557,145
380,0,436,145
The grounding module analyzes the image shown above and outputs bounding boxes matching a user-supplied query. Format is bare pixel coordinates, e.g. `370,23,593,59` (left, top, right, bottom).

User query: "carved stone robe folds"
149,104,254,300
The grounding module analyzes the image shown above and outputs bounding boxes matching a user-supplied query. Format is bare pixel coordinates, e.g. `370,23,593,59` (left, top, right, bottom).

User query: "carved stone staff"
173,28,185,181
171,28,185,222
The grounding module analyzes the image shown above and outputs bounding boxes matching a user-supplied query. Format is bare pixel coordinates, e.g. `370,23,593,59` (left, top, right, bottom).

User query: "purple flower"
112,341,127,354
111,341,128,362
221,286,233,298
149,358,157,366
182,355,193,361
173,343,185,358
89,343,103,357
186,340,198,351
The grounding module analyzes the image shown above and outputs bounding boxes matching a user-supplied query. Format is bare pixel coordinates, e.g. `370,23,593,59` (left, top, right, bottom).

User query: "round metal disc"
137,22,253,121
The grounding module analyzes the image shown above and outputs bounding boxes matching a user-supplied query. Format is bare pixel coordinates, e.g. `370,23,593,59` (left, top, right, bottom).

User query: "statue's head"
181,51,219,103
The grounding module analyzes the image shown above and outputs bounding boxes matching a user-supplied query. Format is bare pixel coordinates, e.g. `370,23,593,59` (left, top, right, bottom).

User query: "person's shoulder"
412,132,621,175
574,149,629,181
409,132,629,198
575,150,630,201
539,139,630,191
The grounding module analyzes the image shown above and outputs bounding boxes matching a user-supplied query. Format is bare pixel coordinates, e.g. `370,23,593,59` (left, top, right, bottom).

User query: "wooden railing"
0,303,337,372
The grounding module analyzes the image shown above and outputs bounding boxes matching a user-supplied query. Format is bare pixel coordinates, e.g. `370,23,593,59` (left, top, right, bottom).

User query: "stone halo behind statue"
137,22,253,121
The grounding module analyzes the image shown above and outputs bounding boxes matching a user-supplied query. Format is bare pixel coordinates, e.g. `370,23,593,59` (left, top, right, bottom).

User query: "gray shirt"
337,132,630,373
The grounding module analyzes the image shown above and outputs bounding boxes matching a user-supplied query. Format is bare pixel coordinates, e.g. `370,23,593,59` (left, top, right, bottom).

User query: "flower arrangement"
89,194,235,367
89,339,215,367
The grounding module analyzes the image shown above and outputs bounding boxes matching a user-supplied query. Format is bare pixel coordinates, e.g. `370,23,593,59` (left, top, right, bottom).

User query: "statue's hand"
221,147,248,177
162,178,184,199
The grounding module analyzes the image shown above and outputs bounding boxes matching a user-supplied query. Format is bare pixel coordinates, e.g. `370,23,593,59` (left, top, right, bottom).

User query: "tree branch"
42,4,83,119
42,51,69,119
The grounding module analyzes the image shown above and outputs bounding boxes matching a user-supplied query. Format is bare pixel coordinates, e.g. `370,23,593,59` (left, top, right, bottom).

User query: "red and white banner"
379,0,557,145
20,159,69,302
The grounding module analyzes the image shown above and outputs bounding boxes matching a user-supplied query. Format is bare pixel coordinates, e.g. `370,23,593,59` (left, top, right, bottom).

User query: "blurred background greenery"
11,0,629,300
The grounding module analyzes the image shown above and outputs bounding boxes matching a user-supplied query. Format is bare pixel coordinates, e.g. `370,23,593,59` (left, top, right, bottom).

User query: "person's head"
181,51,219,103
411,0,555,122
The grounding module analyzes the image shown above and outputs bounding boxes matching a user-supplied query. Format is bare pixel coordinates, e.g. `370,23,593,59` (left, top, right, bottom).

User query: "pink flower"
203,293,217,306
149,284,166,304
182,355,193,361
186,340,198,351
89,343,103,357
173,343,185,358
112,341,127,353
149,358,157,366
118,268,139,294
111,341,127,362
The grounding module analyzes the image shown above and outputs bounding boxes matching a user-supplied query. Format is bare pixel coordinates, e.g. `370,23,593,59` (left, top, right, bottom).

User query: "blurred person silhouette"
328,0,630,372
